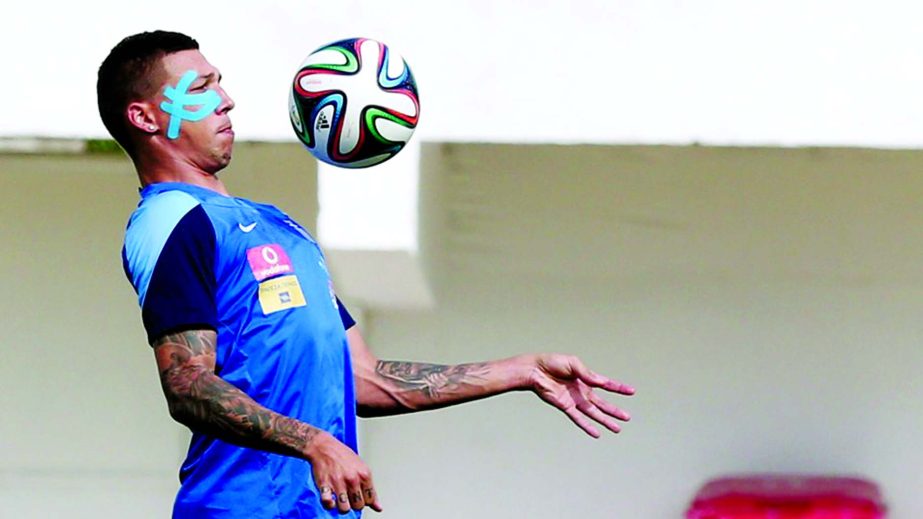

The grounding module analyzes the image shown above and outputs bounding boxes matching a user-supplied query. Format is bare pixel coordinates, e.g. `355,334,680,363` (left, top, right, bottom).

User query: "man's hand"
527,354,635,438
305,431,384,514
153,329,383,514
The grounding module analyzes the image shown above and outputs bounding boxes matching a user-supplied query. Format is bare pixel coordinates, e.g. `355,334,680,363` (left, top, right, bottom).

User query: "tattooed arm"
153,328,321,455
153,329,382,513
346,327,636,437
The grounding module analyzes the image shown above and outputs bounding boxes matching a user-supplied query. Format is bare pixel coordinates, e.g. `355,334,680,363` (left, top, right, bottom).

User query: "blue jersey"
122,182,359,518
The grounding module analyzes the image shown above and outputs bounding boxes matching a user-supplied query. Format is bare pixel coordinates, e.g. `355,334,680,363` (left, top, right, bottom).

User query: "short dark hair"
97,31,199,158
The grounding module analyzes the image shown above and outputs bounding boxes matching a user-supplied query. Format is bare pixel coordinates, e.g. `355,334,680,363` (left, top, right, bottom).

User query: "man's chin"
205,154,232,176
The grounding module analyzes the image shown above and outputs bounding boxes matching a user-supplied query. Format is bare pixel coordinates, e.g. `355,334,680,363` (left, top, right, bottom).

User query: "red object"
686,475,886,518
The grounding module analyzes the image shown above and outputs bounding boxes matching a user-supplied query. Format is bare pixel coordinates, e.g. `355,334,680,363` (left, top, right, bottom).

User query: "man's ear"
126,102,159,134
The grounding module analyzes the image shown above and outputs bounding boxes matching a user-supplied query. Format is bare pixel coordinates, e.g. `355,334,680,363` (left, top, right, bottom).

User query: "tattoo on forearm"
153,330,318,456
374,360,490,400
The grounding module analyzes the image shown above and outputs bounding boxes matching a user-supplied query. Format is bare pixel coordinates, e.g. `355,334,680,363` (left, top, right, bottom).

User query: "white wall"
356,144,923,517
0,144,318,518
5,1,923,147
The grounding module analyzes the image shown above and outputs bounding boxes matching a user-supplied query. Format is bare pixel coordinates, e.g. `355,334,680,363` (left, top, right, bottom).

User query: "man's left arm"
346,327,635,437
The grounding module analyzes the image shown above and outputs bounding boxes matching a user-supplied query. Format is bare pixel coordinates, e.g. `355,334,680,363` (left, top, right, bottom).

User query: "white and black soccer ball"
289,37,420,169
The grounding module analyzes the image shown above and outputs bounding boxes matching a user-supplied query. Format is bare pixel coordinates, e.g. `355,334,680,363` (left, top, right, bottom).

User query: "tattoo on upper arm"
153,329,218,401
153,329,216,355
374,361,490,399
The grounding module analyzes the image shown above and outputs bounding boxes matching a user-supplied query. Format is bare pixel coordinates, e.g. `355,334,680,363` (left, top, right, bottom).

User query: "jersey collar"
140,182,231,201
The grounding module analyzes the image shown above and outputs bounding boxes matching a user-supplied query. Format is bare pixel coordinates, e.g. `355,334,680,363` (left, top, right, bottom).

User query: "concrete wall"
3,142,922,517
0,143,317,518
357,144,923,517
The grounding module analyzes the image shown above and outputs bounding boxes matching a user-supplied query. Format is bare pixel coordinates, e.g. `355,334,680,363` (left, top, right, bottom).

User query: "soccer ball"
289,37,420,168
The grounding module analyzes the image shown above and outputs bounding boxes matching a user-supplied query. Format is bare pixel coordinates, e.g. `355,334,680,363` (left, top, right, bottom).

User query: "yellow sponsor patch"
258,275,307,315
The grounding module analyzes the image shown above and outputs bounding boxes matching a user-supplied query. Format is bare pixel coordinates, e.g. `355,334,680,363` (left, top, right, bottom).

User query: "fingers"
554,379,633,437
349,490,365,511
602,379,636,396
589,391,631,422
330,488,358,514
319,476,382,514
562,404,601,438
338,489,352,514
364,486,384,512
569,357,636,395
309,432,383,514
581,371,635,395
319,485,335,510
577,395,623,434
535,355,635,438
565,395,635,437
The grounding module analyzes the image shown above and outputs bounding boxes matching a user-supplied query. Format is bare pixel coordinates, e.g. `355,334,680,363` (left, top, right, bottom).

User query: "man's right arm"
153,328,382,514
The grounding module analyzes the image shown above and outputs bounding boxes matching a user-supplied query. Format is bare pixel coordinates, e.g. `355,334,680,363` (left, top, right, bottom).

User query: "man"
98,30,635,518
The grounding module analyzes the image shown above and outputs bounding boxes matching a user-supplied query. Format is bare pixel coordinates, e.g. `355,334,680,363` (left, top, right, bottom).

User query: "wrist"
296,424,330,462
508,353,540,392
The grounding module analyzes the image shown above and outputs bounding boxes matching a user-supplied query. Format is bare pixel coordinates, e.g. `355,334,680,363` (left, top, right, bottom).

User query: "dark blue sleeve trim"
336,296,356,330
142,205,218,343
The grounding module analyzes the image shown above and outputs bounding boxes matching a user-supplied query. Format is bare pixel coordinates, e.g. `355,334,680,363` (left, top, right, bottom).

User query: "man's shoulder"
128,183,242,234
123,186,225,256
135,188,201,213
127,189,204,236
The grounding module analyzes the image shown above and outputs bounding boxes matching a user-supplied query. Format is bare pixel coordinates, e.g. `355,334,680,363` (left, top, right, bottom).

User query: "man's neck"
136,156,230,196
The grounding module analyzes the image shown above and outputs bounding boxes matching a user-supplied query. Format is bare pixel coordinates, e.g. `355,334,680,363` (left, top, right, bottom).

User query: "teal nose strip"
160,69,222,139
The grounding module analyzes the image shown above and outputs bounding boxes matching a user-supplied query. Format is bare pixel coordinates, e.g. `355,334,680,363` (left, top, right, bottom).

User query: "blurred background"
3,1,923,517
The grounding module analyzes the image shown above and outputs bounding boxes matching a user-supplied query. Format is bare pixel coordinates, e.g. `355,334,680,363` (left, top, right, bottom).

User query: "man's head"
97,31,235,174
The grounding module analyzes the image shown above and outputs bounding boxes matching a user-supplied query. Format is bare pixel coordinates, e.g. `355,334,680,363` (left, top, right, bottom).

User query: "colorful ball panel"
289,38,420,169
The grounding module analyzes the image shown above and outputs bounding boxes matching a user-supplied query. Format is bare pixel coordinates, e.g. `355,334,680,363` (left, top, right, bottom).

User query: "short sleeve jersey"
122,182,359,518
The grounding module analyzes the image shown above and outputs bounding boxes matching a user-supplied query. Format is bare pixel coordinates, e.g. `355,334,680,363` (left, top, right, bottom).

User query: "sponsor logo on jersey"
247,244,294,281
258,275,307,314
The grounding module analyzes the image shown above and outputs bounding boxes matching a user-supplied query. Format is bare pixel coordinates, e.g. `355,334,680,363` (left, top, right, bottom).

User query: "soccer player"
98,30,635,518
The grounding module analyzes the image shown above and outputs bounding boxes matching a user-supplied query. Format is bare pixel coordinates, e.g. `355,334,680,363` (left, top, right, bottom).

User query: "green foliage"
84,139,125,154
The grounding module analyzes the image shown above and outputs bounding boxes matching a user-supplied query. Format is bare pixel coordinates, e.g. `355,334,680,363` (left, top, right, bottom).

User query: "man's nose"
217,86,235,113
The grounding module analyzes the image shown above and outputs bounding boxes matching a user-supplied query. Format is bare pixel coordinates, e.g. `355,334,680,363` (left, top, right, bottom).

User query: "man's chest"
209,204,337,319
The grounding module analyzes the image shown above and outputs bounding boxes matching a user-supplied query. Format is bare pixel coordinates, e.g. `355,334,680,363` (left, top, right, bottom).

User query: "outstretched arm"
153,329,382,514
347,327,635,437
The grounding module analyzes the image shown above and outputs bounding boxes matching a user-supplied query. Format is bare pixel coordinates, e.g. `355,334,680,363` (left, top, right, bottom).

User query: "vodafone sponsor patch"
247,244,294,281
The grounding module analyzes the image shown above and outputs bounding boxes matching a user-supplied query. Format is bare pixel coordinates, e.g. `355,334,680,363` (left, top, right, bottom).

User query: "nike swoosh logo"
238,222,257,233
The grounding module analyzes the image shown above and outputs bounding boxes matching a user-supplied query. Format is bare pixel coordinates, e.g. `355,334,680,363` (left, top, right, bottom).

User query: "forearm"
163,368,321,458
356,354,536,417
153,330,323,460
347,320,634,437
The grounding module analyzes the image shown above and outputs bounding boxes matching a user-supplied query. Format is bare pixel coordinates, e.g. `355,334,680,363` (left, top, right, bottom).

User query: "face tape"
160,69,222,139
